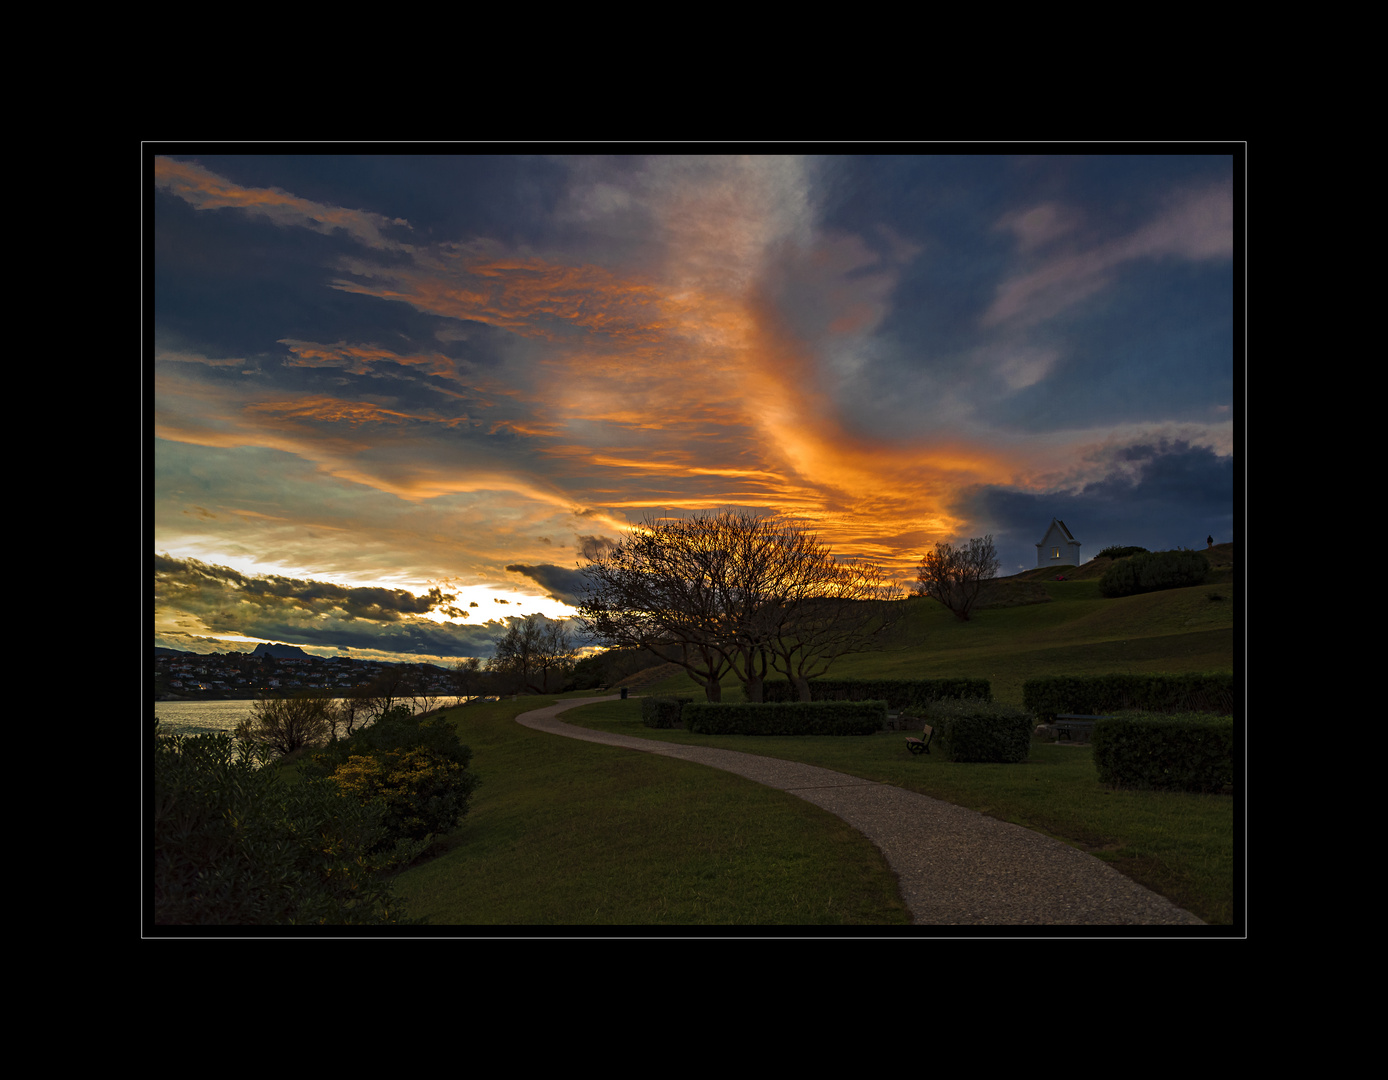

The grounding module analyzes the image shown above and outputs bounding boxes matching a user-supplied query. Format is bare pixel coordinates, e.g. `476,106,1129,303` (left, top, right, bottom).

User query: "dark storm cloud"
577,535,617,559
154,554,462,620
504,563,591,606
967,440,1234,571
229,614,512,658
153,554,530,660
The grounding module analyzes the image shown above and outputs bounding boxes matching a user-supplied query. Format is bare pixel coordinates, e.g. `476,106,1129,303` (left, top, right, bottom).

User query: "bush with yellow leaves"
328,746,477,844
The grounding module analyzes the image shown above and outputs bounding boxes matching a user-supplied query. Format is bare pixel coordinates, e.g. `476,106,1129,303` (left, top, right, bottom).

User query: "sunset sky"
151,150,1238,665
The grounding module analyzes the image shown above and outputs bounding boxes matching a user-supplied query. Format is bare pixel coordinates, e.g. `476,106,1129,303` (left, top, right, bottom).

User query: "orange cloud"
324,235,1016,575
154,157,409,250
245,397,423,426
278,339,460,380
331,244,677,344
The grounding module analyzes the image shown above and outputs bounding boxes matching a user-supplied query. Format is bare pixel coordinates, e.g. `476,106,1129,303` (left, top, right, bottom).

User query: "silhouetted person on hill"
1207,535,1214,549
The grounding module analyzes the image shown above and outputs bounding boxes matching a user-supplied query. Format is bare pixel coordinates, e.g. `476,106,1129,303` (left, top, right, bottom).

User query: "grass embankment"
824,577,1235,706
388,695,910,926
394,577,1236,926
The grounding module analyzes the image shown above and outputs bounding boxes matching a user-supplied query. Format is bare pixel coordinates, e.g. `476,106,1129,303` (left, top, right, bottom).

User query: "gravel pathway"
517,696,1204,927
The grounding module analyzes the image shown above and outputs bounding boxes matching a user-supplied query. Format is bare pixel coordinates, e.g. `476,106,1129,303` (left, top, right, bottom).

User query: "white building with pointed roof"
1036,518,1081,568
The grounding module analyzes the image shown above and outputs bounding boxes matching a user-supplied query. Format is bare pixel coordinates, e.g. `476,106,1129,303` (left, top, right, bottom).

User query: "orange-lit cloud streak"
154,157,412,251
310,179,1023,575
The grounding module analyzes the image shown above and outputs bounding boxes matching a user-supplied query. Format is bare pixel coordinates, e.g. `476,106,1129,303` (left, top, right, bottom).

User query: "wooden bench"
1054,714,1110,742
905,723,935,756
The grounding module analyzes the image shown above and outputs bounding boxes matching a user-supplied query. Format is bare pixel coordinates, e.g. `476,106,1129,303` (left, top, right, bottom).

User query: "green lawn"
561,698,1235,924
388,696,911,926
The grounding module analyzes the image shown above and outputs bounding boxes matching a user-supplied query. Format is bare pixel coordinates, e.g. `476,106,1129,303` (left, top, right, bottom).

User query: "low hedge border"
684,700,887,736
762,678,990,710
1023,673,1234,723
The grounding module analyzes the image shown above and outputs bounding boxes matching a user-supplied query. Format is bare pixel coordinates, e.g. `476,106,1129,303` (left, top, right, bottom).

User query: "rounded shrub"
303,707,479,847
642,696,692,728
927,699,1034,763
328,747,477,843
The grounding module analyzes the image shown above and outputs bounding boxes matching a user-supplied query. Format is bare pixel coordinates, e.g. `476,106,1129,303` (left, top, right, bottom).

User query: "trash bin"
620,686,628,700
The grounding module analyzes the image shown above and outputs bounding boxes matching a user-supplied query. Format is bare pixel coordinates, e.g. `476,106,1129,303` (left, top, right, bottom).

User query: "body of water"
153,698,471,740
154,699,338,739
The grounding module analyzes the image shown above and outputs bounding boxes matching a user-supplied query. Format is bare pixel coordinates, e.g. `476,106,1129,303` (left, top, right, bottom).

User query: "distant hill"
608,662,688,692
250,642,312,660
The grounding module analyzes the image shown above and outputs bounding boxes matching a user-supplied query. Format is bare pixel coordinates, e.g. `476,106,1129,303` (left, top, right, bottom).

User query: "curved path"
518,696,1204,927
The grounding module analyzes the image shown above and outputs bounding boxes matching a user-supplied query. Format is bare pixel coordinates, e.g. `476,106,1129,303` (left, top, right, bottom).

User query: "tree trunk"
794,676,812,702
736,645,769,702
746,674,764,703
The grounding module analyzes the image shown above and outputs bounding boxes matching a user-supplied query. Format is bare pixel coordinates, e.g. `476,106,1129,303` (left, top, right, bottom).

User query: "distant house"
1036,518,1081,568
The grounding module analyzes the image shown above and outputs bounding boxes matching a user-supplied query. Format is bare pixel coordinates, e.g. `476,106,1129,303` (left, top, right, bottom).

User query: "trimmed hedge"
927,699,1034,763
762,678,990,710
642,696,694,728
684,700,887,736
1091,712,1234,793
1023,673,1234,724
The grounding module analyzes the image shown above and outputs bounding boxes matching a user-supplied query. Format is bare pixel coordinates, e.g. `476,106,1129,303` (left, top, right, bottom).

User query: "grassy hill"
1009,541,1234,583
641,570,1235,707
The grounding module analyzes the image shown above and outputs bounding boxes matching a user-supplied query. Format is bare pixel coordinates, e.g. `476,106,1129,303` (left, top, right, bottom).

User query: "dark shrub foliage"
306,705,471,770
1100,549,1209,598
1096,545,1150,560
302,705,477,847
927,699,1034,763
762,678,989,711
642,696,693,728
1023,673,1234,722
1091,712,1234,793
327,749,476,842
153,724,424,926
684,700,886,736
